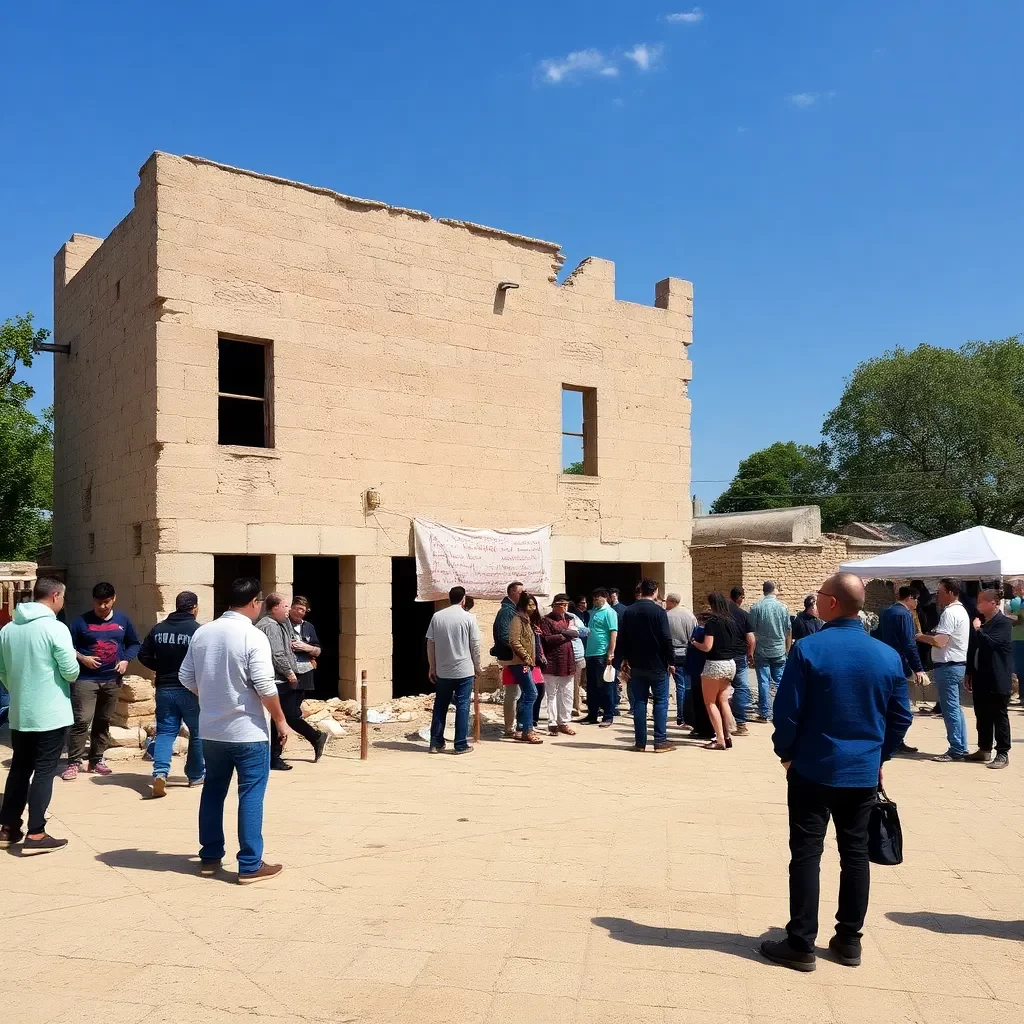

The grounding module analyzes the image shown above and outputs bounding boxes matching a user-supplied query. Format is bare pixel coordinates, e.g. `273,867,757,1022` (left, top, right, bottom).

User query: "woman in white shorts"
690,592,745,749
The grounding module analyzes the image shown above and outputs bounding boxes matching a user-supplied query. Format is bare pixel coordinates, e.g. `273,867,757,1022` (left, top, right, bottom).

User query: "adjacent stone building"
52,153,694,700
690,507,912,613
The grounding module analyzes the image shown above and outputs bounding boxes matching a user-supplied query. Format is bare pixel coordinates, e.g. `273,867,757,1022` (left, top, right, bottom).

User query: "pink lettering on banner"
414,519,552,601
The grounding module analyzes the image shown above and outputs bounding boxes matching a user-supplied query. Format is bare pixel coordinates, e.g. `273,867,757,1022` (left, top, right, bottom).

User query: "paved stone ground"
3,707,1023,1024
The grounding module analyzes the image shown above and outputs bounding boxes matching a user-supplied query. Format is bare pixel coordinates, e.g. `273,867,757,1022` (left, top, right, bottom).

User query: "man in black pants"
0,578,81,853
257,594,326,770
964,588,1013,769
762,573,911,971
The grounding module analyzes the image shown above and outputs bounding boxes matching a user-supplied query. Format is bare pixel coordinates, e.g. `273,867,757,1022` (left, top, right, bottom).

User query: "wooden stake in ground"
473,675,481,743
360,670,368,760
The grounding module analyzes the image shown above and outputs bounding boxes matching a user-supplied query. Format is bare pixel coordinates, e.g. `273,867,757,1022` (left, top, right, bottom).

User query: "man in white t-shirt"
916,577,970,761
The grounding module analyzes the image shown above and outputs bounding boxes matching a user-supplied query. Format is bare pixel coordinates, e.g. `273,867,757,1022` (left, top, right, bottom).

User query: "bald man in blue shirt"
761,573,912,973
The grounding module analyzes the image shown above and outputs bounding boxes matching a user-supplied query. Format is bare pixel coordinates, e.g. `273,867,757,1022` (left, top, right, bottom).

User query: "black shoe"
270,759,293,771
21,833,69,856
313,732,328,763
895,742,918,755
0,824,24,847
760,938,816,972
828,936,862,966
988,753,1009,769
453,745,475,755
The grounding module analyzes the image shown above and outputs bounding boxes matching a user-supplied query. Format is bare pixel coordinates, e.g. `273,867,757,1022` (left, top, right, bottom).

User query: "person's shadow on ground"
592,916,782,964
89,772,156,798
96,848,235,883
886,911,1023,940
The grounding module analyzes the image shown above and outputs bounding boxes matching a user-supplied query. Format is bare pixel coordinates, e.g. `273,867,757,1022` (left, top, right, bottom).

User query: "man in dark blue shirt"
761,573,912,973
617,578,675,752
64,582,141,779
878,586,929,754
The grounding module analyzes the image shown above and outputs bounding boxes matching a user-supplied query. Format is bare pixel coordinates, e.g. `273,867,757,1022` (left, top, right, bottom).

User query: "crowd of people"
0,567,1017,966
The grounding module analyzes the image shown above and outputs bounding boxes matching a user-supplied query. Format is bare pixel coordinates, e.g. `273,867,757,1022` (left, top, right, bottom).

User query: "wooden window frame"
217,334,275,449
561,384,598,477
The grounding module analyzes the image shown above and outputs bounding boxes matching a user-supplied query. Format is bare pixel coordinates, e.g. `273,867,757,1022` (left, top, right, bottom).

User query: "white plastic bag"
602,665,616,683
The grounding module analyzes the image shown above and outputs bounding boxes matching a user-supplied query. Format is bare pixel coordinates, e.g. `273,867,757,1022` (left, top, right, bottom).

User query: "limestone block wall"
54,151,695,699
52,163,159,628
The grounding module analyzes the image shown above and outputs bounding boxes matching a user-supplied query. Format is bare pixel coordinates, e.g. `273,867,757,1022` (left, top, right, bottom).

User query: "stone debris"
112,675,159,731
299,693,434,724
315,718,346,738
107,725,148,748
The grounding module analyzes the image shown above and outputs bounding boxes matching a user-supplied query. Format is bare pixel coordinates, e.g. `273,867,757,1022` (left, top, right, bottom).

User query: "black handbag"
868,786,903,866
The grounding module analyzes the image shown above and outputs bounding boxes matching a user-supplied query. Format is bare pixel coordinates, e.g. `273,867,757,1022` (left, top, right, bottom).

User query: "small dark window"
561,385,598,476
132,523,142,556
218,337,272,448
87,532,95,555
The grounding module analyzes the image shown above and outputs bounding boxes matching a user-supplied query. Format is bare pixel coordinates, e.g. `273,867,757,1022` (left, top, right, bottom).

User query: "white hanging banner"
413,518,552,602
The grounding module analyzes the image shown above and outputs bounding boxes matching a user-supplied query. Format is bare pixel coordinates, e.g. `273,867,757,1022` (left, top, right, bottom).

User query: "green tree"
823,338,1024,536
710,442,845,520
0,313,53,559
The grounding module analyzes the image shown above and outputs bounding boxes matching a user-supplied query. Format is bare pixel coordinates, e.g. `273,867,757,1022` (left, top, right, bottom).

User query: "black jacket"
138,611,200,687
791,610,823,641
617,599,674,673
967,611,1013,696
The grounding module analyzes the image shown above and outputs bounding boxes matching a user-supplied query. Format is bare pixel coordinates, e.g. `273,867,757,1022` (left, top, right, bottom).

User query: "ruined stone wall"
55,152,694,699
52,165,159,628
738,535,852,611
690,545,745,610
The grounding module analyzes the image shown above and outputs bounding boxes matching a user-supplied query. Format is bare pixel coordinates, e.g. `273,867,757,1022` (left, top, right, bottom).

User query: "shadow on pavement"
592,916,780,964
96,848,236,883
886,911,1024,940
89,772,156,798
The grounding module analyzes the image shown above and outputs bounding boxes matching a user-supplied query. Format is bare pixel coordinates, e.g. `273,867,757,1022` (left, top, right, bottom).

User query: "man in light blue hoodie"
0,577,80,854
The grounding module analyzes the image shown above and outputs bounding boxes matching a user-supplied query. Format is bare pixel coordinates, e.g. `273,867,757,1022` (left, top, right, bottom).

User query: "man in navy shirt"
63,582,141,780
761,573,912,972
878,585,929,754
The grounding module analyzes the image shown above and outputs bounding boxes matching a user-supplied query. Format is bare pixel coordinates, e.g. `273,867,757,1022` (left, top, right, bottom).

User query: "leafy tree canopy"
711,337,1024,538
0,313,53,559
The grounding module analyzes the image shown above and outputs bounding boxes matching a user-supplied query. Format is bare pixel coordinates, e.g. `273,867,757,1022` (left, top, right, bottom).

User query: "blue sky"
3,1,1022,506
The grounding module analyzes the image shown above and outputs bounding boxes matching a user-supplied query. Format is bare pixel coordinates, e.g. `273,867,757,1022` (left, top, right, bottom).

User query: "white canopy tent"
840,525,1024,579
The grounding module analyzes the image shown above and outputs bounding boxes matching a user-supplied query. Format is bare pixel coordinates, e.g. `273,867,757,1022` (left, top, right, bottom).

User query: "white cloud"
667,7,704,23
788,90,836,107
539,49,619,84
625,43,664,72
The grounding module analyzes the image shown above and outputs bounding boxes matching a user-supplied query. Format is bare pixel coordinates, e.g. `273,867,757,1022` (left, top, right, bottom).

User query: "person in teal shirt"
748,581,792,721
1005,582,1024,694
584,589,618,725
0,578,80,854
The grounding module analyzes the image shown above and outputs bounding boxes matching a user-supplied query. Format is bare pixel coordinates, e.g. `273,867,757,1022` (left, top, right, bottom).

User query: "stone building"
51,153,694,701
690,507,911,613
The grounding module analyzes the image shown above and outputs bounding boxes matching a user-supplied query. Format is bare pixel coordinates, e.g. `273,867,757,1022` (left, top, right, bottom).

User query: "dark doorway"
293,556,340,700
564,562,642,608
213,555,262,618
391,557,435,698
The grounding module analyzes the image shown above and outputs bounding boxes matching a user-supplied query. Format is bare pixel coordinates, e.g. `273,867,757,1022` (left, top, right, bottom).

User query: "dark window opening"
213,555,262,618
562,385,597,475
115,279,121,301
132,523,142,556
218,337,272,447
391,557,435,698
293,556,341,700
87,533,95,555
564,562,642,610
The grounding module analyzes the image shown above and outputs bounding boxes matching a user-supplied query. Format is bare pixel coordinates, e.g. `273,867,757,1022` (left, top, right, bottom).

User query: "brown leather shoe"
654,743,676,753
199,859,222,876
238,862,284,885
557,724,576,735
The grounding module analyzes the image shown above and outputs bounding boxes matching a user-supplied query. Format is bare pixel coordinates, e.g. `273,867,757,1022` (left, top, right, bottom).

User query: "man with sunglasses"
761,573,912,972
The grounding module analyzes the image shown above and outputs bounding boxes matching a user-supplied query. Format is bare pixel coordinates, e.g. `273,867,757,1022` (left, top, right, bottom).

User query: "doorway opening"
564,562,642,609
213,555,262,618
293,556,341,699
391,556,434,698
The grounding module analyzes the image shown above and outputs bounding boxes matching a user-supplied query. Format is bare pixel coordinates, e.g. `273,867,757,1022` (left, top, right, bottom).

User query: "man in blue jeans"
179,577,291,884
748,581,792,722
917,577,971,762
137,590,203,797
425,586,482,754
617,578,675,752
